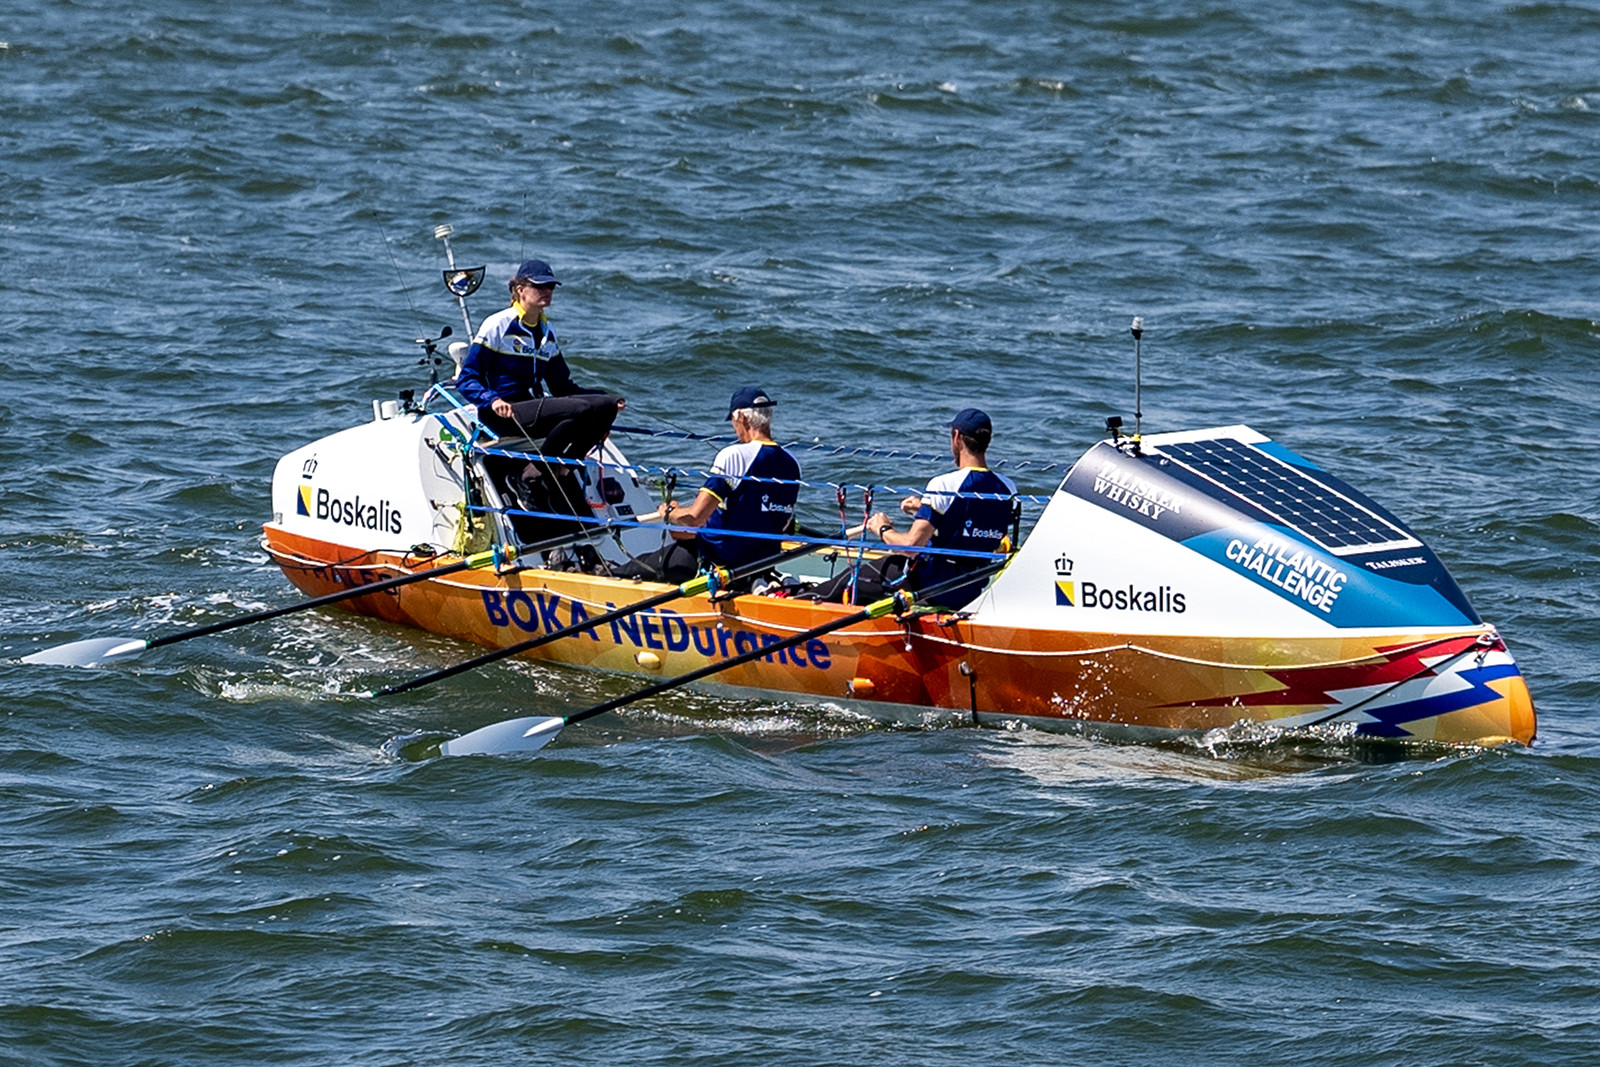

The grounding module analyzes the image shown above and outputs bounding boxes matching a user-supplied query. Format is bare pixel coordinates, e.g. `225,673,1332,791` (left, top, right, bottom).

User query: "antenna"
1130,316,1144,441
435,224,483,338
375,216,425,339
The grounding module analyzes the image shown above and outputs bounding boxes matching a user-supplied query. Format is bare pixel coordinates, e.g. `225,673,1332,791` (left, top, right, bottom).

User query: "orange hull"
263,527,1534,747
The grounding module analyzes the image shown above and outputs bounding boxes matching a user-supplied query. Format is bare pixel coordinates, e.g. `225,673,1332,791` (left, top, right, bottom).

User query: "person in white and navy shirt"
616,387,801,583
455,258,624,464
811,408,1015,610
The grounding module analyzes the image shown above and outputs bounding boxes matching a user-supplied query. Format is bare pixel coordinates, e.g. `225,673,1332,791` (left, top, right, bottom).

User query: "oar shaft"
145,553,484,650
565,559,1008,728
569,601,887,726
374,583,689,697
116,525,585,657
373,540,822,698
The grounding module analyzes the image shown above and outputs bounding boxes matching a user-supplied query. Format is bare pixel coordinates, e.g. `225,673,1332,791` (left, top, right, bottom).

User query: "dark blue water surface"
3,1,1599,1063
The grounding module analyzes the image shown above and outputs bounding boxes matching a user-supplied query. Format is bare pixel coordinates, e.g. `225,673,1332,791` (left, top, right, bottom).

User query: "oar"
438,560,1007,757
21,528,582,669
367,540,825,699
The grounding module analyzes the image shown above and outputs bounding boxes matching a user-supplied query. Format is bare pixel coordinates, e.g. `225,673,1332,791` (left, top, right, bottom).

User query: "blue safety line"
424,383,473,412
475,504,1010,561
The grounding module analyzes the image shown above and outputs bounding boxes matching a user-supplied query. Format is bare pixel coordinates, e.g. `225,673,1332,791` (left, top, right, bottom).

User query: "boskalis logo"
1053,555,1076,606
296,457,317,518
1055,556,1187,614
962,518,1006,542
299,479,404,536
1076,580,1186,613
759,493,793,516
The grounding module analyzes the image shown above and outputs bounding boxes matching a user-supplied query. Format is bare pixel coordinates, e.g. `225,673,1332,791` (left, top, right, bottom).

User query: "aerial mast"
1131,316,1144,443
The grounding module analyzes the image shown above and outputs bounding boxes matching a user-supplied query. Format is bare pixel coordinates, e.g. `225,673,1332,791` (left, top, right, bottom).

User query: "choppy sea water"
3,1,1599,1063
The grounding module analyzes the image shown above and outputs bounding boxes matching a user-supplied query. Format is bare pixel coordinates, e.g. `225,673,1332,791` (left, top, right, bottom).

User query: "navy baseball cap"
727,386,776,419
513,258,561,286
947,408,992,435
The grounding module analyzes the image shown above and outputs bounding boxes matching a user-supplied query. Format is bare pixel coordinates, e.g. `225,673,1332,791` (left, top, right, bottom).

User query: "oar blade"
20,637,150,668
439,715,565,757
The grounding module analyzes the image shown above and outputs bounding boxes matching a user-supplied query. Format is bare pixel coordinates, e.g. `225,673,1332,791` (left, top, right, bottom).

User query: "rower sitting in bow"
615,387,801,585
808,407,1016,611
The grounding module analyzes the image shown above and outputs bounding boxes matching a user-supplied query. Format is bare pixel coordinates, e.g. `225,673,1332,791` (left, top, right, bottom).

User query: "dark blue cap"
947,408,992,435
727,386,776,420
513,259,561,286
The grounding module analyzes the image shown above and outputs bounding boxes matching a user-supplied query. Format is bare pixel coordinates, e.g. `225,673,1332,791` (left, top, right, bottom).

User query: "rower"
614,387,801,585
807,408,1016,610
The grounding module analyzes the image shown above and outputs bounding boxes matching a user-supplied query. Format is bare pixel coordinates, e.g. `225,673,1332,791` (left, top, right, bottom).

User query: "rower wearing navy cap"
810,407,1016,609
615,387,801,584
455,258,625,538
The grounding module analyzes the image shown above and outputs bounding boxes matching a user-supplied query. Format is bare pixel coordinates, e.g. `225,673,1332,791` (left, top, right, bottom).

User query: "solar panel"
1156,437,1420,556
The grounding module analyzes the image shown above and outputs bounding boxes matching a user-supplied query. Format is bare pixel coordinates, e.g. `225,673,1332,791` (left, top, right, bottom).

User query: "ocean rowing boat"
263,416,1533,746
260,307,1533,749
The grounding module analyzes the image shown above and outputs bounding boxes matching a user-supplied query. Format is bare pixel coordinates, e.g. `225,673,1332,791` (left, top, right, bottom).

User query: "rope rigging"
472,443,1054,504
423,386,1045,561
422,385,1058,499
609,423,1073,475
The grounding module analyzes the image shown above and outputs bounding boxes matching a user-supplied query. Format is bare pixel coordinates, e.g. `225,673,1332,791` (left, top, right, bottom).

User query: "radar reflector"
443,267,485,298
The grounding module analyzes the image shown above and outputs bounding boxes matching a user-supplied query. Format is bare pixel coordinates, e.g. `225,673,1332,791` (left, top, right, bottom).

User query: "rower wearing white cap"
615,387,801,584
